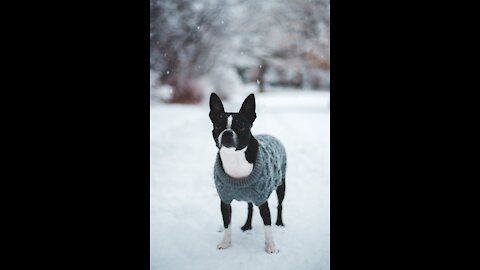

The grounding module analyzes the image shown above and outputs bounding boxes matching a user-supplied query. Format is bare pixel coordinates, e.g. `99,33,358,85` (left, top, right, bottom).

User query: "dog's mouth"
221,141,235,148
219,136,235,148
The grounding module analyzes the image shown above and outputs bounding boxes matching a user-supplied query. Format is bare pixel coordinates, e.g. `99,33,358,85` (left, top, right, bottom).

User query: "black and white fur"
209,93,286,254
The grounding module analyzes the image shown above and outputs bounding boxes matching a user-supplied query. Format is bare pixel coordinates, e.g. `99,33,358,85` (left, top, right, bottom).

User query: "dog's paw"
275,220,284,226
241,224,252,231
217,240,231,249
264,242,279,254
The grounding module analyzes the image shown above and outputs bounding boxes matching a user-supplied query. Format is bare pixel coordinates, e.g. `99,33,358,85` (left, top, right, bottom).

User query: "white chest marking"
219,146,253,178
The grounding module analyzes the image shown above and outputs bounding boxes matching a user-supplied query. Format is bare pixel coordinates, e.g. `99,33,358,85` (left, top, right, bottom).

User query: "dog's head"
209,93,256,150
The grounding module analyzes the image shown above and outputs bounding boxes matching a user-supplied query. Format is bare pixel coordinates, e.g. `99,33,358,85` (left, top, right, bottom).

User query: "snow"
150,88,330,270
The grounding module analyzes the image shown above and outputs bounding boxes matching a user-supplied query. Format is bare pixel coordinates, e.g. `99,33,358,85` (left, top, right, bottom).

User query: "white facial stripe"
217,116,236,148
227,115,233,129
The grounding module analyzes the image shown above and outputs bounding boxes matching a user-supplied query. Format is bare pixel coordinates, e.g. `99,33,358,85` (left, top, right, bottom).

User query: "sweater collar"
215,143,265,187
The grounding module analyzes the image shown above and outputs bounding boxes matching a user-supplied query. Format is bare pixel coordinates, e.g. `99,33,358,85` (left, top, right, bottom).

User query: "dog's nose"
223,130,233,138
221,130,234,147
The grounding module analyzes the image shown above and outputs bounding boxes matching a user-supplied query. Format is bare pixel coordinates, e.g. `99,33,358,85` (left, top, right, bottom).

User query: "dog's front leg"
217,201,232,249
259,201,279,254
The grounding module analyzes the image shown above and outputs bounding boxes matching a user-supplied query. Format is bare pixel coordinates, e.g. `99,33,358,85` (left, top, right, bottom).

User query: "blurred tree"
150,0,330,103
150,0,233,103
229,0,330,90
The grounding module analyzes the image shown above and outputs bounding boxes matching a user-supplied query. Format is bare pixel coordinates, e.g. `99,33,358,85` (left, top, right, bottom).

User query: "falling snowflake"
256,80,260,85
166,70,170,75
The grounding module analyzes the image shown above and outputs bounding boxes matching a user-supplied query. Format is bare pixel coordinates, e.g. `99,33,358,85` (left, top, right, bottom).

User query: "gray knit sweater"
213,134,287,206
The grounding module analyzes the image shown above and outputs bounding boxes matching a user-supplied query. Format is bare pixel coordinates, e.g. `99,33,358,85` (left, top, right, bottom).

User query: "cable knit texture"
214,134,287,206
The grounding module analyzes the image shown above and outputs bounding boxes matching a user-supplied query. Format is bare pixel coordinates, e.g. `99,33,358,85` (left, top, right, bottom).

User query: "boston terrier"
209,93,287,254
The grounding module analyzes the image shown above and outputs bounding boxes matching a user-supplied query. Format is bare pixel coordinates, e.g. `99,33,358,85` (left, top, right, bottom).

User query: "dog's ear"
209,93,225,120
239,94,256,124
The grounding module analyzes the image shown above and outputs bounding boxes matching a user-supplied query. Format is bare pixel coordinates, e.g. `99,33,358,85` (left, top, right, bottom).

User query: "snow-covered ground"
150,89,330,270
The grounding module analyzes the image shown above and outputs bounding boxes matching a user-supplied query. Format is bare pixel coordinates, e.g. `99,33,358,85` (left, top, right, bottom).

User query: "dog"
209,93,287,254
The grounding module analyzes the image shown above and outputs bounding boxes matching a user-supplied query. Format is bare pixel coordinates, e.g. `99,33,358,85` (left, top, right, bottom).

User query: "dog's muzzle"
219,129,236,148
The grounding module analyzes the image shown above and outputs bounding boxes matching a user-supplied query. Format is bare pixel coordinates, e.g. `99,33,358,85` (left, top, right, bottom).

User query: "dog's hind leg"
241,202,253,231
275,178,285,226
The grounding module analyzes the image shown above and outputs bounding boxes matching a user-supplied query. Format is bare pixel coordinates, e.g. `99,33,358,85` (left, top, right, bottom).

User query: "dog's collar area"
215,147,264,187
